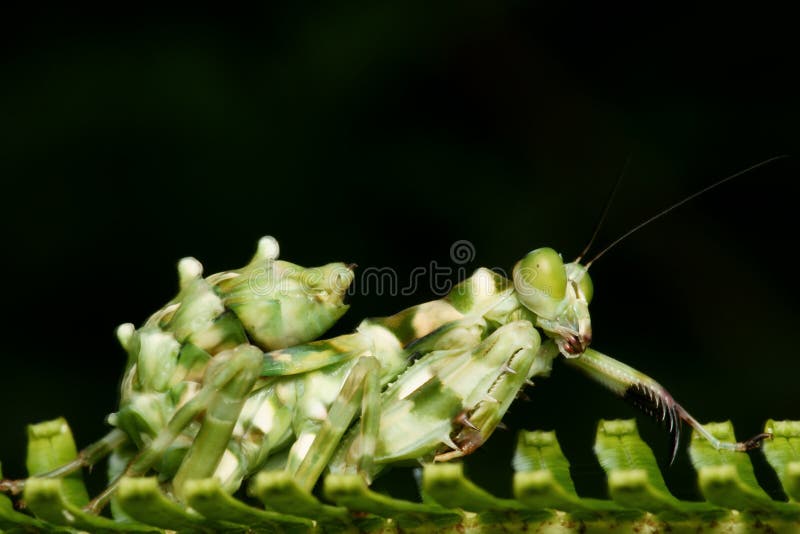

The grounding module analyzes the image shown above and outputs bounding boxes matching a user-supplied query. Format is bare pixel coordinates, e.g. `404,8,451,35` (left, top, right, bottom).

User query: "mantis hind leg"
288,356,382,491
564,348,771,463
85,344,263,512
0,429,128,495
170,344,263,499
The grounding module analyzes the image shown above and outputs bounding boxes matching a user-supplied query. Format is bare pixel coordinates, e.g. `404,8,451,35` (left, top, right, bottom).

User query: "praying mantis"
0,158,784,529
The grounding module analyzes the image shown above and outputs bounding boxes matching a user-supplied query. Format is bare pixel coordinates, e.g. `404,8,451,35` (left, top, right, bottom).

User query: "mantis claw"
741,432,773,450
0,478,25,496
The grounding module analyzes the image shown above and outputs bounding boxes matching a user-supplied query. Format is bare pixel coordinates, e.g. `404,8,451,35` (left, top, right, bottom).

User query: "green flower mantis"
0,157,787,529
0,235,769,513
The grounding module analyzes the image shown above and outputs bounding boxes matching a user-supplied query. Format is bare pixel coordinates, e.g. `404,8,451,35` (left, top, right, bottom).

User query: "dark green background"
2,4,798,502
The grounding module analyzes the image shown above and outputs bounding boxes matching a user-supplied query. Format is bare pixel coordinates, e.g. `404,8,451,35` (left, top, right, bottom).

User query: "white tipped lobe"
178,257,203,288
116,323,135,351
256,236,280,261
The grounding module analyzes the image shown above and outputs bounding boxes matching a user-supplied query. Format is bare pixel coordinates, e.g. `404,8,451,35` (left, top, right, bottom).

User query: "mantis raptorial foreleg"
564,348,771,462
323,320,542,477
432,321,543,462
437,339,558,462
290,356,382,491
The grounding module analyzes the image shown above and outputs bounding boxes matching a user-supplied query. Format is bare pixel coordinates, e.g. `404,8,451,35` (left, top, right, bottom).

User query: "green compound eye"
566,262,593,304
514,248,567,299
513,247,568,318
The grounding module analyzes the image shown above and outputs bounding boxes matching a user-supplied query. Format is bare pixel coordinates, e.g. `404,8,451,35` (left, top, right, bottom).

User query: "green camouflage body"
5,237,787,534
108,236,560,497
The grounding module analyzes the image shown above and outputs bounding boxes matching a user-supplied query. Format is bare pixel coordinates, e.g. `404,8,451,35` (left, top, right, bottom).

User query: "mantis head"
512,247,593,357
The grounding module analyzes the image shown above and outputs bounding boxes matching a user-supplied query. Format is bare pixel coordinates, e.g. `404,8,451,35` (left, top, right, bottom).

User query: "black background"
2,4,798,502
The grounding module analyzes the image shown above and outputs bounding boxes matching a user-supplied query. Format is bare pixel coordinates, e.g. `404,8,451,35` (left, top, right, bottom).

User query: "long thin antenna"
575,154,632,263
585,155,789,268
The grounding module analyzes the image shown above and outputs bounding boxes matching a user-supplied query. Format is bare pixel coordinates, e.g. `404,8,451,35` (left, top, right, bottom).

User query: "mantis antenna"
585,154,790,269
574,154,632,264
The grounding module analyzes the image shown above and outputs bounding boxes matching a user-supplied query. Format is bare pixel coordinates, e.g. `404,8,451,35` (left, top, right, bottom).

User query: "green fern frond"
3,417,798,533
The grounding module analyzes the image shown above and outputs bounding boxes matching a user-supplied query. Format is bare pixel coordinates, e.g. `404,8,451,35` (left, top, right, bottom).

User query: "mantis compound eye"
513,247,568,319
